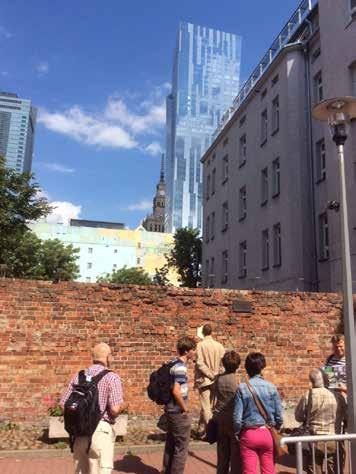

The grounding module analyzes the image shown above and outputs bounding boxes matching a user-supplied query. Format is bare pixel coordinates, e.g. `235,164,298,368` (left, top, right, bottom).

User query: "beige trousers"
73,420,116,474
198,384,215,434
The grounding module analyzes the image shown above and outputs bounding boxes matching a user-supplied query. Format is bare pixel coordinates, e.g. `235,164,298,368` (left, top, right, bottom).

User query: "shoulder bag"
245,380,288,459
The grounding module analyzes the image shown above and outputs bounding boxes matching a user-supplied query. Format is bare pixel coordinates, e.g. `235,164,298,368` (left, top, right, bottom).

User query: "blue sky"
1,0,300,228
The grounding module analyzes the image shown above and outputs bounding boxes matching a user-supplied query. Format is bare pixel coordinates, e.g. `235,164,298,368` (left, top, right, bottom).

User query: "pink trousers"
239,427,275,474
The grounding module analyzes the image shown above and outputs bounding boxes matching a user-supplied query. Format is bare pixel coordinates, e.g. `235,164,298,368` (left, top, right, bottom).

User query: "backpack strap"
92,369,111,384
78,370,86,384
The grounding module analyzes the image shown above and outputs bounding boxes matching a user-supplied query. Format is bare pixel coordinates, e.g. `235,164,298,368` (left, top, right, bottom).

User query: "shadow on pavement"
188,450,217,468
113,454,160,473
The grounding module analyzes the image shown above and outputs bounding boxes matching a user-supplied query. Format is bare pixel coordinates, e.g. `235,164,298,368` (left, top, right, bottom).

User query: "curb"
0,441,214,459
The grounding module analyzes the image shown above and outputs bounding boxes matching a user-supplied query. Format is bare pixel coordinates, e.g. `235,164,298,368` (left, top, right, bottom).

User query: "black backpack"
147,360,179,405
64,369,111,451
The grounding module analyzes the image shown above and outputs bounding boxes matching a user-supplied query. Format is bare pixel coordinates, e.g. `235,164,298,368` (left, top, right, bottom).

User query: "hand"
234,433,239,441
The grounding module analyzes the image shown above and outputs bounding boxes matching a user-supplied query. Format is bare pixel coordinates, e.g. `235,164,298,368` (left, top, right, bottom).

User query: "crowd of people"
59,330,347,474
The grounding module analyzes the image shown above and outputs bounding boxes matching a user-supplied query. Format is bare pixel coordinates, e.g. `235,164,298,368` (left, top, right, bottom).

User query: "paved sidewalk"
0,449,296,473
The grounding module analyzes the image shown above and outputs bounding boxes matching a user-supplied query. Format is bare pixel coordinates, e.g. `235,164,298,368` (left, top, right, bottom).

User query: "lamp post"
313,96,356,467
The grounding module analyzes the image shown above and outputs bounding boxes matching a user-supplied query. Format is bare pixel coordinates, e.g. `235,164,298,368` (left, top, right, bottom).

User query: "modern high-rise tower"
0,92,37,173
166,22,242,231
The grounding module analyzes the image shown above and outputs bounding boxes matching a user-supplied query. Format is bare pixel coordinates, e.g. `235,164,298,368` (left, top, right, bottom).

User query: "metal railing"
212,0,318,142
281,433,356,474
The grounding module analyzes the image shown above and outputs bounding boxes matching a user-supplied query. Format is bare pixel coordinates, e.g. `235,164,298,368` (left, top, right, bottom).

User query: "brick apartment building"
201,0,356,292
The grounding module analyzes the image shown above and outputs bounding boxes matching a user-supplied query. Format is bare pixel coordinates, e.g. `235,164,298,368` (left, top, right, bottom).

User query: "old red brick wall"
0,279,345,423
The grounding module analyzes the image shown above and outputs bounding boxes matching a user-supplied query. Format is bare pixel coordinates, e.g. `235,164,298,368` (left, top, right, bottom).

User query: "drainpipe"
303,18,319,292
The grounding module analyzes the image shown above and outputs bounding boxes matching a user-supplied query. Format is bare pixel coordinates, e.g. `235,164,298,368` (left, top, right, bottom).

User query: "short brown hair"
222,351,241,373
331,335,345,344
202,324,212,336
177,336,196,356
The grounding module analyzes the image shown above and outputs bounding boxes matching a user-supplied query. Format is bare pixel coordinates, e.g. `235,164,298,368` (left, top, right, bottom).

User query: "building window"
316,138,326,182
273,223,282,267
206,174,211,200
137,257,141,265
261,109,268,145
222,250,228,283
239,241,247,278
239,115,246,127
88,247,93,254
314,71,323,103
113,264,117,269
209,257,215,288
271,74,279,87
211,168,216,195
85,277,91,283
114,249,118,253
261,167,268,205
222,154,228,183
239,134,247,167
206,215,210,242
211,212,215,240
223,137,229,147
87,262,92,269
272,96,279,134
222,201,229,231
272,158,280,197
319,213,329,260
262,229,269,270
239,186,247,221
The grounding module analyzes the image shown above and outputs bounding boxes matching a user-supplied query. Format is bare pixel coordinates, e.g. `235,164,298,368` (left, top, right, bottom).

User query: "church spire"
160,153,165,183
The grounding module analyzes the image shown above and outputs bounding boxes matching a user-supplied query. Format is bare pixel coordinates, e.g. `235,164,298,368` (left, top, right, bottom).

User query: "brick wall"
0,279,345,424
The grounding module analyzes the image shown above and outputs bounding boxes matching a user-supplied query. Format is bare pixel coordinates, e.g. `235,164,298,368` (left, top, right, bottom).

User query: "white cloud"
38,106,138,150
125,199,152,211
104,97,165,134
0,26,13,39
43,162,75,173
45,201,82,225
145,141,163,156
36,61,49,76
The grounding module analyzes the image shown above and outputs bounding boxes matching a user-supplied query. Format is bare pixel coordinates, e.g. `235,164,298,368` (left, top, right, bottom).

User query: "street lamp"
313,96,356,466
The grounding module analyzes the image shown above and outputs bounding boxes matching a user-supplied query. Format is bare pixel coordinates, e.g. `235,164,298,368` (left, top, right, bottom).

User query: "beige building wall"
202,1,356,292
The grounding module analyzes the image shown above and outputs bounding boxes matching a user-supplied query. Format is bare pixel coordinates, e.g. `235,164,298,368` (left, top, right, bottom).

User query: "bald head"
92,343,112,364
309,369,324,388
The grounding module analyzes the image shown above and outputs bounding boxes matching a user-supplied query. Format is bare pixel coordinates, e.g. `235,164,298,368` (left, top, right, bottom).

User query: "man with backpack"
60,342,126,474
155,336,196,474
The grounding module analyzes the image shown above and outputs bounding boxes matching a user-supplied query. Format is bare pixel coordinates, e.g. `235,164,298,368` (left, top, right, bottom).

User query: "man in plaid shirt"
60,343,126,474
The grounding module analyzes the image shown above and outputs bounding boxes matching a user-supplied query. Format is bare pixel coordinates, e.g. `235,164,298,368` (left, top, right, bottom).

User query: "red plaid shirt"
60,364,124,423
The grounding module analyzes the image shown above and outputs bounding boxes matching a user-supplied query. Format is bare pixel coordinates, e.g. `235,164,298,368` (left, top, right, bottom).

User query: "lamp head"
312,96,356,146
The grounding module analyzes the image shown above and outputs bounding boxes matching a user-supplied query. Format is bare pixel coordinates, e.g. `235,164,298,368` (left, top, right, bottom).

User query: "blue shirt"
233,375,283,434
165,358,188,414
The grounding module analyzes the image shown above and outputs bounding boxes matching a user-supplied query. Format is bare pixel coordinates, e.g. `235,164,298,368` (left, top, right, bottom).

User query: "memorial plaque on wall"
232,298,253,313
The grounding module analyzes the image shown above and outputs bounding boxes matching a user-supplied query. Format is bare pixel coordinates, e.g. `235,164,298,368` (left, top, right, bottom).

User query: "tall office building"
166,22,242,231
0,92,37,173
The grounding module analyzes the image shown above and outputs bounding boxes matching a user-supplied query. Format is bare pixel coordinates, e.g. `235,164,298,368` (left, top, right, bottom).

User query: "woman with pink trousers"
233,353,283,474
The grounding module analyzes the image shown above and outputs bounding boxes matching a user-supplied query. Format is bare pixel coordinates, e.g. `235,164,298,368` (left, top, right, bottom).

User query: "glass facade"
166,22,242,231
0,92,37,173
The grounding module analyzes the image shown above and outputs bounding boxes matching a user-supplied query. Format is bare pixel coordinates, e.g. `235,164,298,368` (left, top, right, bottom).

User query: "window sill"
271,127,279,137
316,176,326,184
260,138,267,147
319,257,329,262
239,160,246,169
238,215,246,222
262,266,269,272
272,191,280,199
273,263,282,268
261,200,268,207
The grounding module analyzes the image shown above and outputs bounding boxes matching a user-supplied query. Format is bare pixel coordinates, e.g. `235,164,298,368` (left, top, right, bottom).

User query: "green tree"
0,156,51,266
98,266,153,285
153,264,170,286
4,232,79,281
39,239,80,282
166,227,202,287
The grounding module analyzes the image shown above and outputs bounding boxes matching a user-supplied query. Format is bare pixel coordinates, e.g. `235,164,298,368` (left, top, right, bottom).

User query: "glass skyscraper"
0,91,37,173
166,22,242,231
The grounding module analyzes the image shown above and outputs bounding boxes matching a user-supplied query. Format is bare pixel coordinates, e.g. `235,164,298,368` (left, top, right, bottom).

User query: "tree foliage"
0,157,79,281
166,227,202,288
153,264,170,286
98,266,153,285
